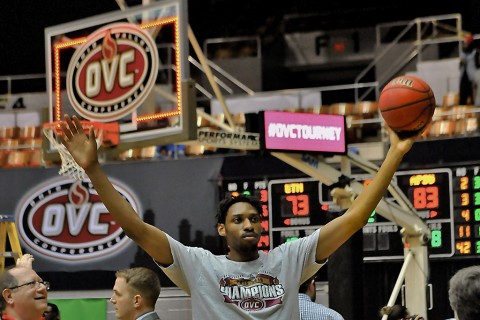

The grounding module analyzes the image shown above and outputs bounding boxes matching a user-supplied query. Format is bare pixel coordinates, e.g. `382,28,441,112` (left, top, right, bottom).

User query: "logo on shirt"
219,273,285,311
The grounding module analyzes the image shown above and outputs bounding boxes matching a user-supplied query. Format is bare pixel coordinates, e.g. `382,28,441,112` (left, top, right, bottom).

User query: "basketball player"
59,114,420,319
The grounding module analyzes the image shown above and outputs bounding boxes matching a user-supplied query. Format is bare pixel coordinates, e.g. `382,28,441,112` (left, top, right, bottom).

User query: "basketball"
378,75,436,138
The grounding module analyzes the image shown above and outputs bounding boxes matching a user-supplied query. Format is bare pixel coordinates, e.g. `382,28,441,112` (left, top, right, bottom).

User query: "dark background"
1,0,479,89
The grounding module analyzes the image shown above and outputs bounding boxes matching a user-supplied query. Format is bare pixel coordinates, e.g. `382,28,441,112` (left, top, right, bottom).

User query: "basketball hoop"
42,121,108,180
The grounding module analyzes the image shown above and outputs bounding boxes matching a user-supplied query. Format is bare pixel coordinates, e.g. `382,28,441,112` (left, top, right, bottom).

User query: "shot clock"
270,178,326,228
370,169,454,259
268,178,326,246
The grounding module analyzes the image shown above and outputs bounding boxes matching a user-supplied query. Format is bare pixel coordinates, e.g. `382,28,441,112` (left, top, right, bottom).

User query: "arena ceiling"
0,0,476,76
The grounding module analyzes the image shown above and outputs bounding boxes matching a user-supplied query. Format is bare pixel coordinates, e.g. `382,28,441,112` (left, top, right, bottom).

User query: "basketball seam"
392,105,434,130
381,87,430,94
380,96,434,112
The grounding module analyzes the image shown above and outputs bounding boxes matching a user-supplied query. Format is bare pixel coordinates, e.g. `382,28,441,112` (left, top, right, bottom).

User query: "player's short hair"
216,194,263,224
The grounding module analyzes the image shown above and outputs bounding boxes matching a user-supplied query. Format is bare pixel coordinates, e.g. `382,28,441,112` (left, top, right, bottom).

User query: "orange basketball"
378,75,436,137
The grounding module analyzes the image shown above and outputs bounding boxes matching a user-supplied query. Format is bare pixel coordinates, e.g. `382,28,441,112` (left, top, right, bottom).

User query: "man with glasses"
0,255,49,320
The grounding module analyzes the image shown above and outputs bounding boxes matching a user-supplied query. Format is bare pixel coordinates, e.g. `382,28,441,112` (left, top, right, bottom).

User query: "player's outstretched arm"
315,128,419,261
59,115,173,266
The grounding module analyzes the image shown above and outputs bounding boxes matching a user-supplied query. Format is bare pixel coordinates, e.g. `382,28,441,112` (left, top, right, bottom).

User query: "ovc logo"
15,177,141,262
66,22,159,122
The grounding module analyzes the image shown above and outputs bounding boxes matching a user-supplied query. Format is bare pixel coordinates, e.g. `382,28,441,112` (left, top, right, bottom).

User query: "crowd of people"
0,113,479,319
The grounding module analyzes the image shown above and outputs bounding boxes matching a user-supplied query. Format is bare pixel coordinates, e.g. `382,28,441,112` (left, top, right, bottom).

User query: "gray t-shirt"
159,229,323,319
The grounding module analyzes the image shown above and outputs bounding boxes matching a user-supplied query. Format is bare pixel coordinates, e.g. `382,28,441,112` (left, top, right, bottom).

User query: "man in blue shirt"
298,275,344,320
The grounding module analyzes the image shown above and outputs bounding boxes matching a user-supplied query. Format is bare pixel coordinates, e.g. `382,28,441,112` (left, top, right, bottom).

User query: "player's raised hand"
386,126,420,156
59,114,99,171
16,253,34,268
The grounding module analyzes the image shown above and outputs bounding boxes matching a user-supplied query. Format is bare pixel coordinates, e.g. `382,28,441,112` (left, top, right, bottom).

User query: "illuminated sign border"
54,17,180,123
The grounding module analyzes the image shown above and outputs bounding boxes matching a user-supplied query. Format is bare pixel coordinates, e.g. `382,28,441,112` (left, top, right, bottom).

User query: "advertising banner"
2,157,223,272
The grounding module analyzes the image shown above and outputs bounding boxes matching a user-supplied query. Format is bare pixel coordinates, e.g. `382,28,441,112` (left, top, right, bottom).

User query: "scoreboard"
358,169,453,259
221,165,480,260
452,166,480,255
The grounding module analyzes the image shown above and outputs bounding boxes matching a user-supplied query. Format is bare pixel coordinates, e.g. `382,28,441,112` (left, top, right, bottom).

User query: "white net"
43,126,103,180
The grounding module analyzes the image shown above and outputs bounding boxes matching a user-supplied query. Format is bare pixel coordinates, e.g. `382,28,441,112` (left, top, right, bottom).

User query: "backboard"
44,0,196,157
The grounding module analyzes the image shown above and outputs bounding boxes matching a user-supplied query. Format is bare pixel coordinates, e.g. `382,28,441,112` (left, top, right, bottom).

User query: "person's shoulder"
303,302,344,319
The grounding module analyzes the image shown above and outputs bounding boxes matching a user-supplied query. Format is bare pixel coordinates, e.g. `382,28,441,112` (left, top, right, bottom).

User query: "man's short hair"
448,265,480,320
298,274,317,293
299,275,315,294
116,267,161,308
216,194,263,225
45,302,61,320
0,269,19,310
379,304,409,319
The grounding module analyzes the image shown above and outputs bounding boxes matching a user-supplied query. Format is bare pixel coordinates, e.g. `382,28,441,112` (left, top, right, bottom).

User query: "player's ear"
217,223,226,237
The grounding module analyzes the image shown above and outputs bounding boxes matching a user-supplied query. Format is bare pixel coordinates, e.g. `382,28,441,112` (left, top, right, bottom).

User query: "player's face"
110,277,135,320
218,202,262,261
7,268,48,318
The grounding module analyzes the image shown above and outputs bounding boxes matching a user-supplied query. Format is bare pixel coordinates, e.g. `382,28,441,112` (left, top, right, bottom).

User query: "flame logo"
102,30,117,62
68,181,89,208
66,22,159,122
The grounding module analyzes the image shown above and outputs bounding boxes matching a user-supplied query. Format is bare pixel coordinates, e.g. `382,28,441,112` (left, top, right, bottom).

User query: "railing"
355,13,463,102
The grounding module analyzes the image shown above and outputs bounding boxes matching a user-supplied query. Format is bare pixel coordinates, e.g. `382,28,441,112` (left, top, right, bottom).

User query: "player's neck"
226,250,259,262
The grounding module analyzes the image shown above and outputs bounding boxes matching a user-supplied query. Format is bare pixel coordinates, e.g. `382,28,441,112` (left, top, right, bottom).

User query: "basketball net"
43,123,103,180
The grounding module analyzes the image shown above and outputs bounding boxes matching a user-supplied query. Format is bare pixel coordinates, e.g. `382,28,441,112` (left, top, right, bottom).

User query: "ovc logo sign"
15,177,141,262
66,22,159,122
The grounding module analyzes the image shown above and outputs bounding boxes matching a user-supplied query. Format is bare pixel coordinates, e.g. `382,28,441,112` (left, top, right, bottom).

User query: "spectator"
43,302,61,320
0,254,49,320
110,267,161,320
448,265,480,320
379,304,424,320
459,33,480,105
298,275,344,320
